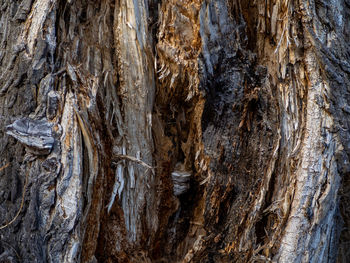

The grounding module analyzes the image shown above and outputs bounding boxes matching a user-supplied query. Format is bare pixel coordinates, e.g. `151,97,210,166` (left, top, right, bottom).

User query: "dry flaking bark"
0,0,349,262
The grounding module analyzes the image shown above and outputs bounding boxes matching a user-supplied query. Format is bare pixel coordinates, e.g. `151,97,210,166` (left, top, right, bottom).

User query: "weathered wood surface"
0,0,349,262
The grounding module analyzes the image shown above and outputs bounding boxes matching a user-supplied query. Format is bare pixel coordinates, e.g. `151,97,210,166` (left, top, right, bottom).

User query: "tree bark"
0,0,349,262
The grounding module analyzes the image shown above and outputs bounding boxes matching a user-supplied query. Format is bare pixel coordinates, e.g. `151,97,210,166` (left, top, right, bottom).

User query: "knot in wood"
6,118,54,155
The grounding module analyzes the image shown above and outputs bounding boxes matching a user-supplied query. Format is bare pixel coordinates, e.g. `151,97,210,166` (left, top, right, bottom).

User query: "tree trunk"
0,0,349,262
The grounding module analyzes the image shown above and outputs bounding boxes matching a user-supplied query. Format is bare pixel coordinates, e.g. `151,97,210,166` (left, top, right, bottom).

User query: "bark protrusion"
6,118,54,155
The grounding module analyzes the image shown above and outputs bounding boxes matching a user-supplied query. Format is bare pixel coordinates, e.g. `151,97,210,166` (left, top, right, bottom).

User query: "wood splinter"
112,154,154,170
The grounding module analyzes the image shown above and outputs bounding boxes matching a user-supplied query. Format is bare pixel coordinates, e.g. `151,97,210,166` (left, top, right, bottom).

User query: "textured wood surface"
0,0,349,262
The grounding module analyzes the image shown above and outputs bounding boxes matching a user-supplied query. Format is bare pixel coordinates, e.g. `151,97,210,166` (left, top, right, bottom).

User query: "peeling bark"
0,0,349,262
